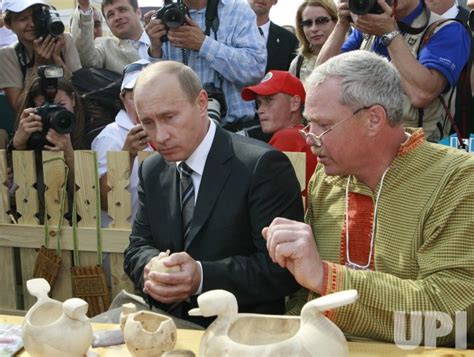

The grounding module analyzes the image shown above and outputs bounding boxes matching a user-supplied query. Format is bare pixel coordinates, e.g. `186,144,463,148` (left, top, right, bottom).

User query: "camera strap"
205,0,219,36
14,41,34,82
396,9,430,35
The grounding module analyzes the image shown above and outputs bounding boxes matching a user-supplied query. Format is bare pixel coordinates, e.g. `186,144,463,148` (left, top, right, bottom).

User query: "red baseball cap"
241,70,306,103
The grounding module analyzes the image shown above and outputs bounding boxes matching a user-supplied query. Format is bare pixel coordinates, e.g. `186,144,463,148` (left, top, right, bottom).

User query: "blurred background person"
248,0,299,72
289,0,337,84
70,5,103,40
7,75,88,220
241,70,317,198
0,0,82,113
0,1,17,149
91,59,153,228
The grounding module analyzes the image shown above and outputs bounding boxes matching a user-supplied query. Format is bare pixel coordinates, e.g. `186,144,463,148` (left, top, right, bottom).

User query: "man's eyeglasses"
299,106,370,147
301,16,333,28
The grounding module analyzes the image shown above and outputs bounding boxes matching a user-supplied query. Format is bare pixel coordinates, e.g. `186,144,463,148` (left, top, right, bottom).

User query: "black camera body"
28,66,75,151
33,5,65,39
348,0,393,15
204,83,227,124
153,0,188,42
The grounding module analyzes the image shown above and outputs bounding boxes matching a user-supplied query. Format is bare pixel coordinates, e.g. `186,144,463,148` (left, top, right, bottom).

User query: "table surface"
2,314,472,356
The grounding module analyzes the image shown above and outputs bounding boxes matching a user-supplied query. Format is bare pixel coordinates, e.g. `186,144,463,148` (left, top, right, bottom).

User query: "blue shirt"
341,0,470,87
161,0,267,124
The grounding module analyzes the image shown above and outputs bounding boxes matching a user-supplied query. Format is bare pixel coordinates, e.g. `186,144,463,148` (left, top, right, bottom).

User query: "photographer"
0,0,81,113
145,0,267,126
316,0,470,142
9,73,88,196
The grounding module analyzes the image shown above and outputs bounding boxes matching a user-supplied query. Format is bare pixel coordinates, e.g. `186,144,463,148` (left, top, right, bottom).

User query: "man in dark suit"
124,61,303,327
248,0,299,72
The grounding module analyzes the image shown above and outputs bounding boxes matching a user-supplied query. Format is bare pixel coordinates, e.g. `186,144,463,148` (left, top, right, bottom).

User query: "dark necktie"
258,27,264,37
179,162,194,241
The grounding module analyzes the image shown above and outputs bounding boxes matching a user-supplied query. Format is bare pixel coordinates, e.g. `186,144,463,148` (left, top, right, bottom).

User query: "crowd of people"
0,0,473,347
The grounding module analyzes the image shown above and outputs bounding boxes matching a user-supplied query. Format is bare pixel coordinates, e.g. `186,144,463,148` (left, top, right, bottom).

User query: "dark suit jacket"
265,22,299,72
124,125,303,326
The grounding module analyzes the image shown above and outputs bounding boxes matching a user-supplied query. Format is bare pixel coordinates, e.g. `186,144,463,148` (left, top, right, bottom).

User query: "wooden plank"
12,151,39,224
284,151,306,193
106,151,131,229
0,151,16,309
13,151,40,310
106,151,136,298
0,225,130,252
110,253,135,299
0,150,10,222
42,151,72,301
74,151,100,268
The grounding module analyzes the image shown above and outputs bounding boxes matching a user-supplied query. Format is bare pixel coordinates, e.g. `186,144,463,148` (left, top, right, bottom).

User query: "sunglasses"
301,16,333,28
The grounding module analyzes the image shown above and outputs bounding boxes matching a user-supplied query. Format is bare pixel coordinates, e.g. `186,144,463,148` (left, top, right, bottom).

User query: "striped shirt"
161,0,267,124
304,128,474,345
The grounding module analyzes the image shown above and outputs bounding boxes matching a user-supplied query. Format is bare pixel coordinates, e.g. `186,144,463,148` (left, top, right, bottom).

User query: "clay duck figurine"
120,303,177,356
22,278,92,356
189,289,358,357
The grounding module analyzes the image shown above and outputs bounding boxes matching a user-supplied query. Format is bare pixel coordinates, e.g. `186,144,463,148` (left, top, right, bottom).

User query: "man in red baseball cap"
241,70,317,196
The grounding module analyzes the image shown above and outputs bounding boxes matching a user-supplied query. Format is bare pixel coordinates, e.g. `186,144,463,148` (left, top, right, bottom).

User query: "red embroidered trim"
398,129,424,156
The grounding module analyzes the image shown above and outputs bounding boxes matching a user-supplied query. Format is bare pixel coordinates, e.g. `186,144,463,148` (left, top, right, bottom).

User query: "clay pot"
121,303,177,356
188,289,359,357
22,278,92,356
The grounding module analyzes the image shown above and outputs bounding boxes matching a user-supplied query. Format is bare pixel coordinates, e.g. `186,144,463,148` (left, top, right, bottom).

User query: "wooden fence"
0,149,305,314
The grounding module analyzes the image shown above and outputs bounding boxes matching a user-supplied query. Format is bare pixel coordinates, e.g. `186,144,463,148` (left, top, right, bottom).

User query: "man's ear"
366,104,386,136
289,95,302,112
198,89,208,117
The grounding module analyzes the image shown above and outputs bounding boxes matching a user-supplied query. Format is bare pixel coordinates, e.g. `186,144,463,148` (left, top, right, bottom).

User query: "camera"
28,65,76,151
204,83,227,124
33,5,65,39
153,0,188,42
348,0,393,15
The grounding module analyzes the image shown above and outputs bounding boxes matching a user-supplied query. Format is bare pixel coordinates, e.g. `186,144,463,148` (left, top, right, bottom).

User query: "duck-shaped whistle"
22,278,92,356
189,289,358,357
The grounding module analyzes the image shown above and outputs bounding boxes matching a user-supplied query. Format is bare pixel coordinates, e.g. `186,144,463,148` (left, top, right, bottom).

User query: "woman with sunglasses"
289,0,337,84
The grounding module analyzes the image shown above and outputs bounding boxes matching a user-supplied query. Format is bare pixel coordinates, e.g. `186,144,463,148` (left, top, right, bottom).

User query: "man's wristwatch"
380,30,401,46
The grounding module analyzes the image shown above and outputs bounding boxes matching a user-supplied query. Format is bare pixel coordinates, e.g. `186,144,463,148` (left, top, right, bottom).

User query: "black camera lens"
49,20,65,37
49,109,75,134
163,9,185,28
349,0,385,15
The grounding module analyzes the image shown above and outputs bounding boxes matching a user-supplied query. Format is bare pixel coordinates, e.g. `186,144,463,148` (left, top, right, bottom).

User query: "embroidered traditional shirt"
303,128,474,345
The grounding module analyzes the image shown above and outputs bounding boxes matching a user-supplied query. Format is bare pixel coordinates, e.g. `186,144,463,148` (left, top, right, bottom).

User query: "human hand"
13,108,43,150
52,34,65,64
144,11,166,57
122,124,149,157
44,129,73,153
262,217,324,294
351,0,397,36
78,0,91,11
336,0,352,28
167,15,206,51
143,252,201,304
33,35,57,65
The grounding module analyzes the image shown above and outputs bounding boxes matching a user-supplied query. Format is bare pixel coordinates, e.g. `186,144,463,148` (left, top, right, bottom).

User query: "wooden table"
2,314,472,356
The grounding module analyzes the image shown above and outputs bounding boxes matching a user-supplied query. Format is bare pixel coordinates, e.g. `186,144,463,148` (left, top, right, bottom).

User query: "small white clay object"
149,249,181,273
22,279,92,357
121,303,177,357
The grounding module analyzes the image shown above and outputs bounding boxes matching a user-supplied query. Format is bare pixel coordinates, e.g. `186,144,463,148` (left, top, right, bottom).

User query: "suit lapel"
184,127,233,250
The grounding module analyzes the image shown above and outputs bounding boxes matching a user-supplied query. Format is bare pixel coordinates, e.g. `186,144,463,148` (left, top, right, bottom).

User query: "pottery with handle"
189,289,358,357
22,279,93,356
121,303,177,356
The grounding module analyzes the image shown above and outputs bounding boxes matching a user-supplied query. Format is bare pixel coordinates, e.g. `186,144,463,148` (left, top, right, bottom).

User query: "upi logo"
394,311,467,349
